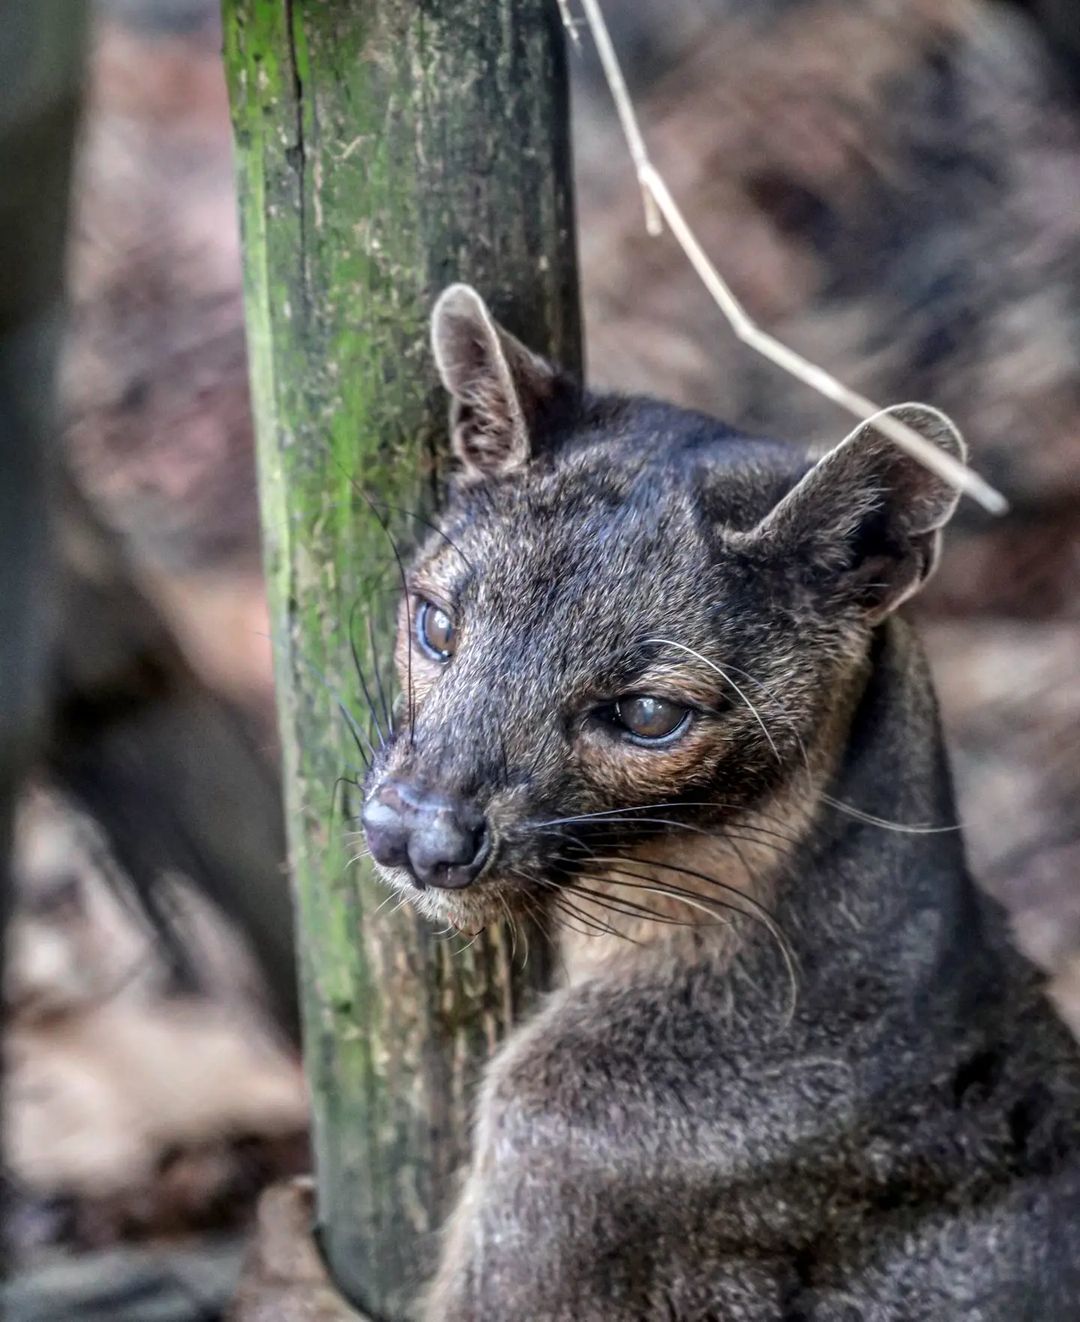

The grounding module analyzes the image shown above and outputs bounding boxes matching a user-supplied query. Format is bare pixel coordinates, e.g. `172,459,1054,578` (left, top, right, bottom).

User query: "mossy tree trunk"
222,2,580,1315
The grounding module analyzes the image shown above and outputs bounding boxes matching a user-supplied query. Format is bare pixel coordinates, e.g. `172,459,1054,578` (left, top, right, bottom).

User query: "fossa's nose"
362,779,489,890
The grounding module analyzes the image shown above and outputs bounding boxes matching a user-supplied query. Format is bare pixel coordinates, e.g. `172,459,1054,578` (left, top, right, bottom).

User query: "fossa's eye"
615,695,690,744
416,600,456,662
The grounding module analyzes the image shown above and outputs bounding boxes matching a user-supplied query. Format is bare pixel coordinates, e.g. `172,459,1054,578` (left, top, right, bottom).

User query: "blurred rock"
64,4,256,572
228,1179,365,1322
6,790,308,1252
3,1237,245,1322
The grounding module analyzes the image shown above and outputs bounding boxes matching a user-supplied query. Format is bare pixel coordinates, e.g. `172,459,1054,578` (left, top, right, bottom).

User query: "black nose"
361,780,489,890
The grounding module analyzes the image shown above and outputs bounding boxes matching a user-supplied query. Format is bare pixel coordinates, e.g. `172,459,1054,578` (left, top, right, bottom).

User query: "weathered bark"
222,2,580,1315
0,0,88,1278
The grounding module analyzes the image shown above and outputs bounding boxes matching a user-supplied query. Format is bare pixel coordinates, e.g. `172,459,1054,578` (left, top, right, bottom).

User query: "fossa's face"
360,286,963,935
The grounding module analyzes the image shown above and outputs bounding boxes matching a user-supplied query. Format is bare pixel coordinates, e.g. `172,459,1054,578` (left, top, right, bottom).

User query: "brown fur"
356,293,1080,1321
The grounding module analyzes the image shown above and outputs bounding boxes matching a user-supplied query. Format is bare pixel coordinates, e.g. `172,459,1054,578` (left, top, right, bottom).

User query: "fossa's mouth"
369,856,512,937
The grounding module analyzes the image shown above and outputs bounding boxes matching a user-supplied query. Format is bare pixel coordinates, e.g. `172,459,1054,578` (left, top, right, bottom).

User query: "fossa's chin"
371,863,508,936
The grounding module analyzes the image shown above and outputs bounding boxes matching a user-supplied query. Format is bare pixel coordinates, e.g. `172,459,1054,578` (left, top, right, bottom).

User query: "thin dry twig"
567,0,1008,515
555,0,584,50
574,0,661,233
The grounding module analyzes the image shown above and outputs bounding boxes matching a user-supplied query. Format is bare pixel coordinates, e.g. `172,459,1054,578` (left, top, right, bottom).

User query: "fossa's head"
361,285,964,934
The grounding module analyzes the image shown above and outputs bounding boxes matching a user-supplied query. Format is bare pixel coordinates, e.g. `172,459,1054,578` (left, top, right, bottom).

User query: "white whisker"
820,794,961,834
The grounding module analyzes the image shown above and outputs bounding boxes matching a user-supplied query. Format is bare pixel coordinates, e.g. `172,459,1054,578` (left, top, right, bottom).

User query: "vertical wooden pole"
221,2,580,1314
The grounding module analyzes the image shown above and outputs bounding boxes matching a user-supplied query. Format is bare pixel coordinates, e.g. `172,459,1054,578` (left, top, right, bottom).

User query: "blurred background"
3,0,1079,1316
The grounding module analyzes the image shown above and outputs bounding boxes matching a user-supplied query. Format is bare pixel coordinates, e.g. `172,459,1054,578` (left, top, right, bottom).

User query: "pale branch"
568,0,1008,516
555,0,584,51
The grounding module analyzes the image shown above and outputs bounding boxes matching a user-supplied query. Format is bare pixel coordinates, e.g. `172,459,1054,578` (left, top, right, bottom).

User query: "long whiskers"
367,612,395,740
514,868,638,944
819,794,961,833
567,877,734,931
683,653,961,834
585,855,798,1024
528,848,798,1025
536,814,803,853
555,893,640,943
361,498,475,574
575,852,781,938
331,458,417,745
348,601,387,748
498,892,520,965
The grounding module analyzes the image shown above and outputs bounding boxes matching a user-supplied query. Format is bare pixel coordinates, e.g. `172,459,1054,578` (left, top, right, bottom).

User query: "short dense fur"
363,287,1080,1320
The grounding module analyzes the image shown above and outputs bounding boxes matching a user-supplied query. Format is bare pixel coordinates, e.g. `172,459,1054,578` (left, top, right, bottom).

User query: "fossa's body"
360,287,1080,1320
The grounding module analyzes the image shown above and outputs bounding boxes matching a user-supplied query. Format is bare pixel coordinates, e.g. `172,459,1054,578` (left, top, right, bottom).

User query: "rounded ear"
430,284,557,480
748,404,967,619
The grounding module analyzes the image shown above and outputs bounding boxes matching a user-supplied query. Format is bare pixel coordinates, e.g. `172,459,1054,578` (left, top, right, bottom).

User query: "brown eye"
416,600,456,661
615,695,690,744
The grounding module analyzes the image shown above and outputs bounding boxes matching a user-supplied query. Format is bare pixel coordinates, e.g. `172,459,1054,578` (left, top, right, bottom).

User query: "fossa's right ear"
431,284,557,480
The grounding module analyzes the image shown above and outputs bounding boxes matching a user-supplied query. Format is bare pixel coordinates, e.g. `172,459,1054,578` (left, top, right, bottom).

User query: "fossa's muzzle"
363,778,490,891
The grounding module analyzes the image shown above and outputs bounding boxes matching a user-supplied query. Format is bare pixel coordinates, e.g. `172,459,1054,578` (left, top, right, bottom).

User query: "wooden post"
221,2,580,1314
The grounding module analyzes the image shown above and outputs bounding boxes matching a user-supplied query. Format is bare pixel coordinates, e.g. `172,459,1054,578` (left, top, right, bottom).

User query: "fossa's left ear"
431,284,558,480
746,404,967,620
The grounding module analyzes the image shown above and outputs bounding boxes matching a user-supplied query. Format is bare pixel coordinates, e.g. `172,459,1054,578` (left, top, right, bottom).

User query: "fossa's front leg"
425,1148,790,1322
422,1005,788,1322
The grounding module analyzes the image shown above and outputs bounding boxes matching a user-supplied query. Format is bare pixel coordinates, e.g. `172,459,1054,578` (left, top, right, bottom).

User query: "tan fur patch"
556,669,864,984
558,781,814,984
